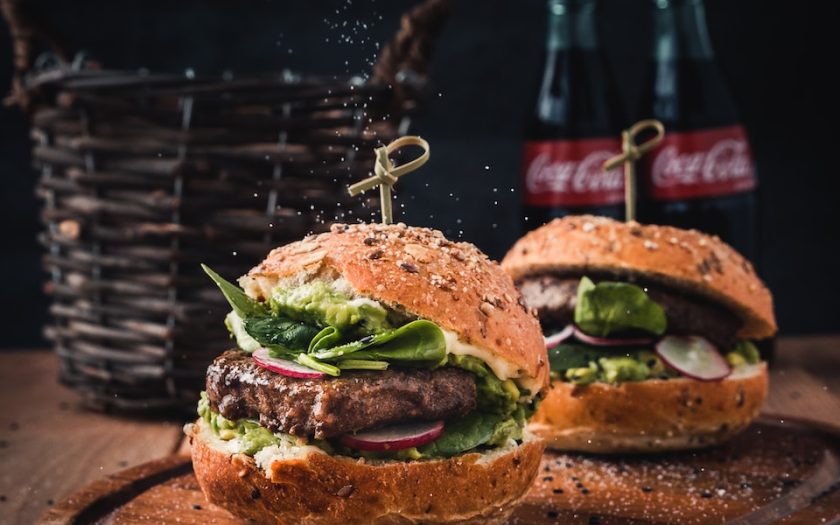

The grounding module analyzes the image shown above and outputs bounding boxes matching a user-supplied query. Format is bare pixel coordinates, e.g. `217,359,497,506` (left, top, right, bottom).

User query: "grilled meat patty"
206,350,477,439
518,275,740,349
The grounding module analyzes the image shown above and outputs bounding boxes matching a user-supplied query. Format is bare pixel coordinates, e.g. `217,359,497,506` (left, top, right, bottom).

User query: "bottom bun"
189,419,544,524
529,364,768,453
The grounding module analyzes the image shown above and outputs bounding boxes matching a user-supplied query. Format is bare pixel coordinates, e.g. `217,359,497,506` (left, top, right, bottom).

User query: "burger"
187,222,549,524
501,215,776,453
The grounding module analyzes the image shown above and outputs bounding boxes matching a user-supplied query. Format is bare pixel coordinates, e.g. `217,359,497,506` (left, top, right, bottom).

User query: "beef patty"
206,350,477,439
518,275,740,349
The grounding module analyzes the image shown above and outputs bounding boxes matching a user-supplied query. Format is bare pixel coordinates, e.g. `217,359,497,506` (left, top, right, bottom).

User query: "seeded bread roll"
501,215,776,340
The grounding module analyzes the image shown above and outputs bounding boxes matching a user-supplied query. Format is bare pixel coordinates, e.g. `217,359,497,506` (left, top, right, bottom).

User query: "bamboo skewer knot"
348,135,430,224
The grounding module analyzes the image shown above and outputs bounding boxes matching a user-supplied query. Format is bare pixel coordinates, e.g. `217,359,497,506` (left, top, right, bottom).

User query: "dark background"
1,0,838,347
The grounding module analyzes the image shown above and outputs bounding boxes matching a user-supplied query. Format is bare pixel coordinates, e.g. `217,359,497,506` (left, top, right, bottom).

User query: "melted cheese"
442,329,541,401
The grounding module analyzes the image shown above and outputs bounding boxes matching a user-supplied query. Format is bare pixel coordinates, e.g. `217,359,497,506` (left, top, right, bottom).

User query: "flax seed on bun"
241,222,549,395
501,215,776,340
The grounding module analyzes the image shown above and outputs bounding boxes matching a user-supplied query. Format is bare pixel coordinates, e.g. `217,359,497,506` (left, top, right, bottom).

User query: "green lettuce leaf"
244,316,322,353
417,412,504,457
308,326,342,353
313,320,446,367
202,264,267,318
547,343,632,371
574,276,667,337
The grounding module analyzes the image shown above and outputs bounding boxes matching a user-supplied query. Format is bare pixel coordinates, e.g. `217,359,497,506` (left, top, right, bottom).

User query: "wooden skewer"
603,119,665,222
348,136,430,224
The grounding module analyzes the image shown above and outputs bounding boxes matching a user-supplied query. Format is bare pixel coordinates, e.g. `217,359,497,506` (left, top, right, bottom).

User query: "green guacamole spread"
270,280,393,335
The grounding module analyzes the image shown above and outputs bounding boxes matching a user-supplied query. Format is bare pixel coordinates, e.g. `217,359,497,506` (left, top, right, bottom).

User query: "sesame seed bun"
501,215,776,340
528,364,768,453
189,419,545,525
241,222,549,395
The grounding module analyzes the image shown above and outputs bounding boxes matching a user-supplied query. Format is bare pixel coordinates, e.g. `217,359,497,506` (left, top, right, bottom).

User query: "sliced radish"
572,326,655,347
655,336,731,381
545,325,574,349
252,348,325,379
339,420,445,451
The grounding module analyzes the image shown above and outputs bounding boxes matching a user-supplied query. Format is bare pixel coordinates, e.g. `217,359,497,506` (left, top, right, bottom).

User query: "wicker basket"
2,0,451,411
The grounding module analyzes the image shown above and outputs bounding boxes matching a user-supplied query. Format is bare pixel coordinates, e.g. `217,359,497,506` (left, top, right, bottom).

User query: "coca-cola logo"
651,139,754,189
525,150,622,196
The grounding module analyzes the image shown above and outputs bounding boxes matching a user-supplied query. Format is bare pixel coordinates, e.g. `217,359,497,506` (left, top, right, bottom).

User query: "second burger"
502,215,776,453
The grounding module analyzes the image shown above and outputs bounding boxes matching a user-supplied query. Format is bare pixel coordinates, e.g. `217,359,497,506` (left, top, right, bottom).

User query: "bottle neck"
546,0,599,52
652,0,714,60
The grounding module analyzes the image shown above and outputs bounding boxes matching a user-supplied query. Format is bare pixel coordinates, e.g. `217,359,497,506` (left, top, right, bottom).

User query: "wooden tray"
40,418,840,524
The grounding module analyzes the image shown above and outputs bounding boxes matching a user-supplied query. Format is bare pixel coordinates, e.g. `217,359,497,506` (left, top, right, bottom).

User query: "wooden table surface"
1,337,838,525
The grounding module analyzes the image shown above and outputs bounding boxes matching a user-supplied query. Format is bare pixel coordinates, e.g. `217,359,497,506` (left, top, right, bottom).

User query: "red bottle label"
644,125,756,200
522,138,624,206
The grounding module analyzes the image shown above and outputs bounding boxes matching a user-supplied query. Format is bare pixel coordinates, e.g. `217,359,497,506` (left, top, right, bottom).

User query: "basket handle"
372,0,452,93
2,0,449,106
1,0,73,106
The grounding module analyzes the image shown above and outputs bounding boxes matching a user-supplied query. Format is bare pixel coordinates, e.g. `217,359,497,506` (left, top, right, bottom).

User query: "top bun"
242,222,549,394
501,215,776,340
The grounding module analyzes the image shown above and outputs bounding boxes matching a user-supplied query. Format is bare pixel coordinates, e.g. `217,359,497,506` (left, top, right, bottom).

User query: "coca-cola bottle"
638,0,758,262
521,0,626,225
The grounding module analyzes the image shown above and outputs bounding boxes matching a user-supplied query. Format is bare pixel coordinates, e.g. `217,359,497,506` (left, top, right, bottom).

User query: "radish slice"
340,420,445,451
573,326,655,347
545,325,574,349
252,348,325,379
655,336,731,381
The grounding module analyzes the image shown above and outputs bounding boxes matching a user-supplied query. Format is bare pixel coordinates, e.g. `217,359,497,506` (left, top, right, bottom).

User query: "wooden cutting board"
39,418,840,524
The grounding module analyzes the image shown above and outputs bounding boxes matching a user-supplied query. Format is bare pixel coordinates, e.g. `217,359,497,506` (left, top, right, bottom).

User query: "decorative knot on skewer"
603,119,665,222
348,135,430,224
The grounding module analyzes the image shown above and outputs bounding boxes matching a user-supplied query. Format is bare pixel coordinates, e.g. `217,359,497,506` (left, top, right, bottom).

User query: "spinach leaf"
418,412,504,457
202,264,267,318
548,343,632,372
336,359,389,370
308,326,342,353
204,264,321,354
313,320,446,366
244,316,321,353
296,354,340,376
574,276,667,337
